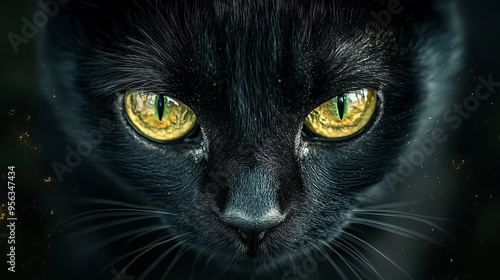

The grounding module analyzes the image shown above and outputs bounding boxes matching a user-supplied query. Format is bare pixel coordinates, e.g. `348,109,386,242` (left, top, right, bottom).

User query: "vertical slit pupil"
157,95,165,121
337,95,345,120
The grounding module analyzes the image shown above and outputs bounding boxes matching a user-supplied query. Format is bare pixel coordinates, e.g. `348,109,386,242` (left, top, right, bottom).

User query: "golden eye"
124,89,197,142
304,88,377,139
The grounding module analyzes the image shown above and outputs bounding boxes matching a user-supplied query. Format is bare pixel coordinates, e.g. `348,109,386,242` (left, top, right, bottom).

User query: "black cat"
39,0,462,279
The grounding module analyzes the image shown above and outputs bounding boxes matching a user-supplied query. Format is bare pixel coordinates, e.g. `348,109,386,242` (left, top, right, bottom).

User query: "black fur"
39,0,462,279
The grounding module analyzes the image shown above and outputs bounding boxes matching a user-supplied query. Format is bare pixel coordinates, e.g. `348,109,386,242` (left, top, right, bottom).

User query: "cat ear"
57,0,136,13
43,0,145,48
392,0,458,23
367,0,462,43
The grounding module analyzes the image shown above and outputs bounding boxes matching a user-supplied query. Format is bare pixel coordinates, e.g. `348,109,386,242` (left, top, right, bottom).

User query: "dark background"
1,0,499,279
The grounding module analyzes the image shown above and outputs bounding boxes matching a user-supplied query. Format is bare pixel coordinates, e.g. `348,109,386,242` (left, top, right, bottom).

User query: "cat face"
40,0,459,275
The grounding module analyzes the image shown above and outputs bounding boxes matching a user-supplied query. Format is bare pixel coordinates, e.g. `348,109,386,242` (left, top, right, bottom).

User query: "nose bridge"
224,169,281,219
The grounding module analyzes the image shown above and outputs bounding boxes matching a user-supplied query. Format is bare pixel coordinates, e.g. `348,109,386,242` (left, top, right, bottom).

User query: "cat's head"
40,0,461,271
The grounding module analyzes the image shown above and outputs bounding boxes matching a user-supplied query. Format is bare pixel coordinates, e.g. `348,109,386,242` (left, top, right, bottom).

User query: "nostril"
236,228,267,245
237,228,250,242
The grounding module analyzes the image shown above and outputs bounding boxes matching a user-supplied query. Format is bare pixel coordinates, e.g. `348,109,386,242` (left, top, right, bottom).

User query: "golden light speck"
18,131,31,144
0,204,5,220
16,131,42,152
450,155,466,170
43,177,53,184
50,210,54,215
7,109,16,116
24,114,31,122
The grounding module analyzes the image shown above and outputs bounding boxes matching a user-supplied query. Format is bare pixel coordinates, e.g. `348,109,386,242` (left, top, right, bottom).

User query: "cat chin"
203,247,307,276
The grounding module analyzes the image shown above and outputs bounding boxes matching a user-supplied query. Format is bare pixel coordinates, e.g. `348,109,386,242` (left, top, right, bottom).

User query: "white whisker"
201,250,216,280
86,225,167,252
124,224,173,245
68,198,167,211
58,208,172,229
161,243,196,280
319,240,363,280
65,215,161,240
341,231,412,279
137,238,191,280
95,233,174,277
360,200,429,211
120,232,191,275
307,240,348,280
354,209,449,233
189,244,205,280
350,217,442,245
332,239,385,280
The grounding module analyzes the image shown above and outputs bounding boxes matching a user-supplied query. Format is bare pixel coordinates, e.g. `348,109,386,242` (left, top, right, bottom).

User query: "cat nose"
218,169,285,250
221,208,285,246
